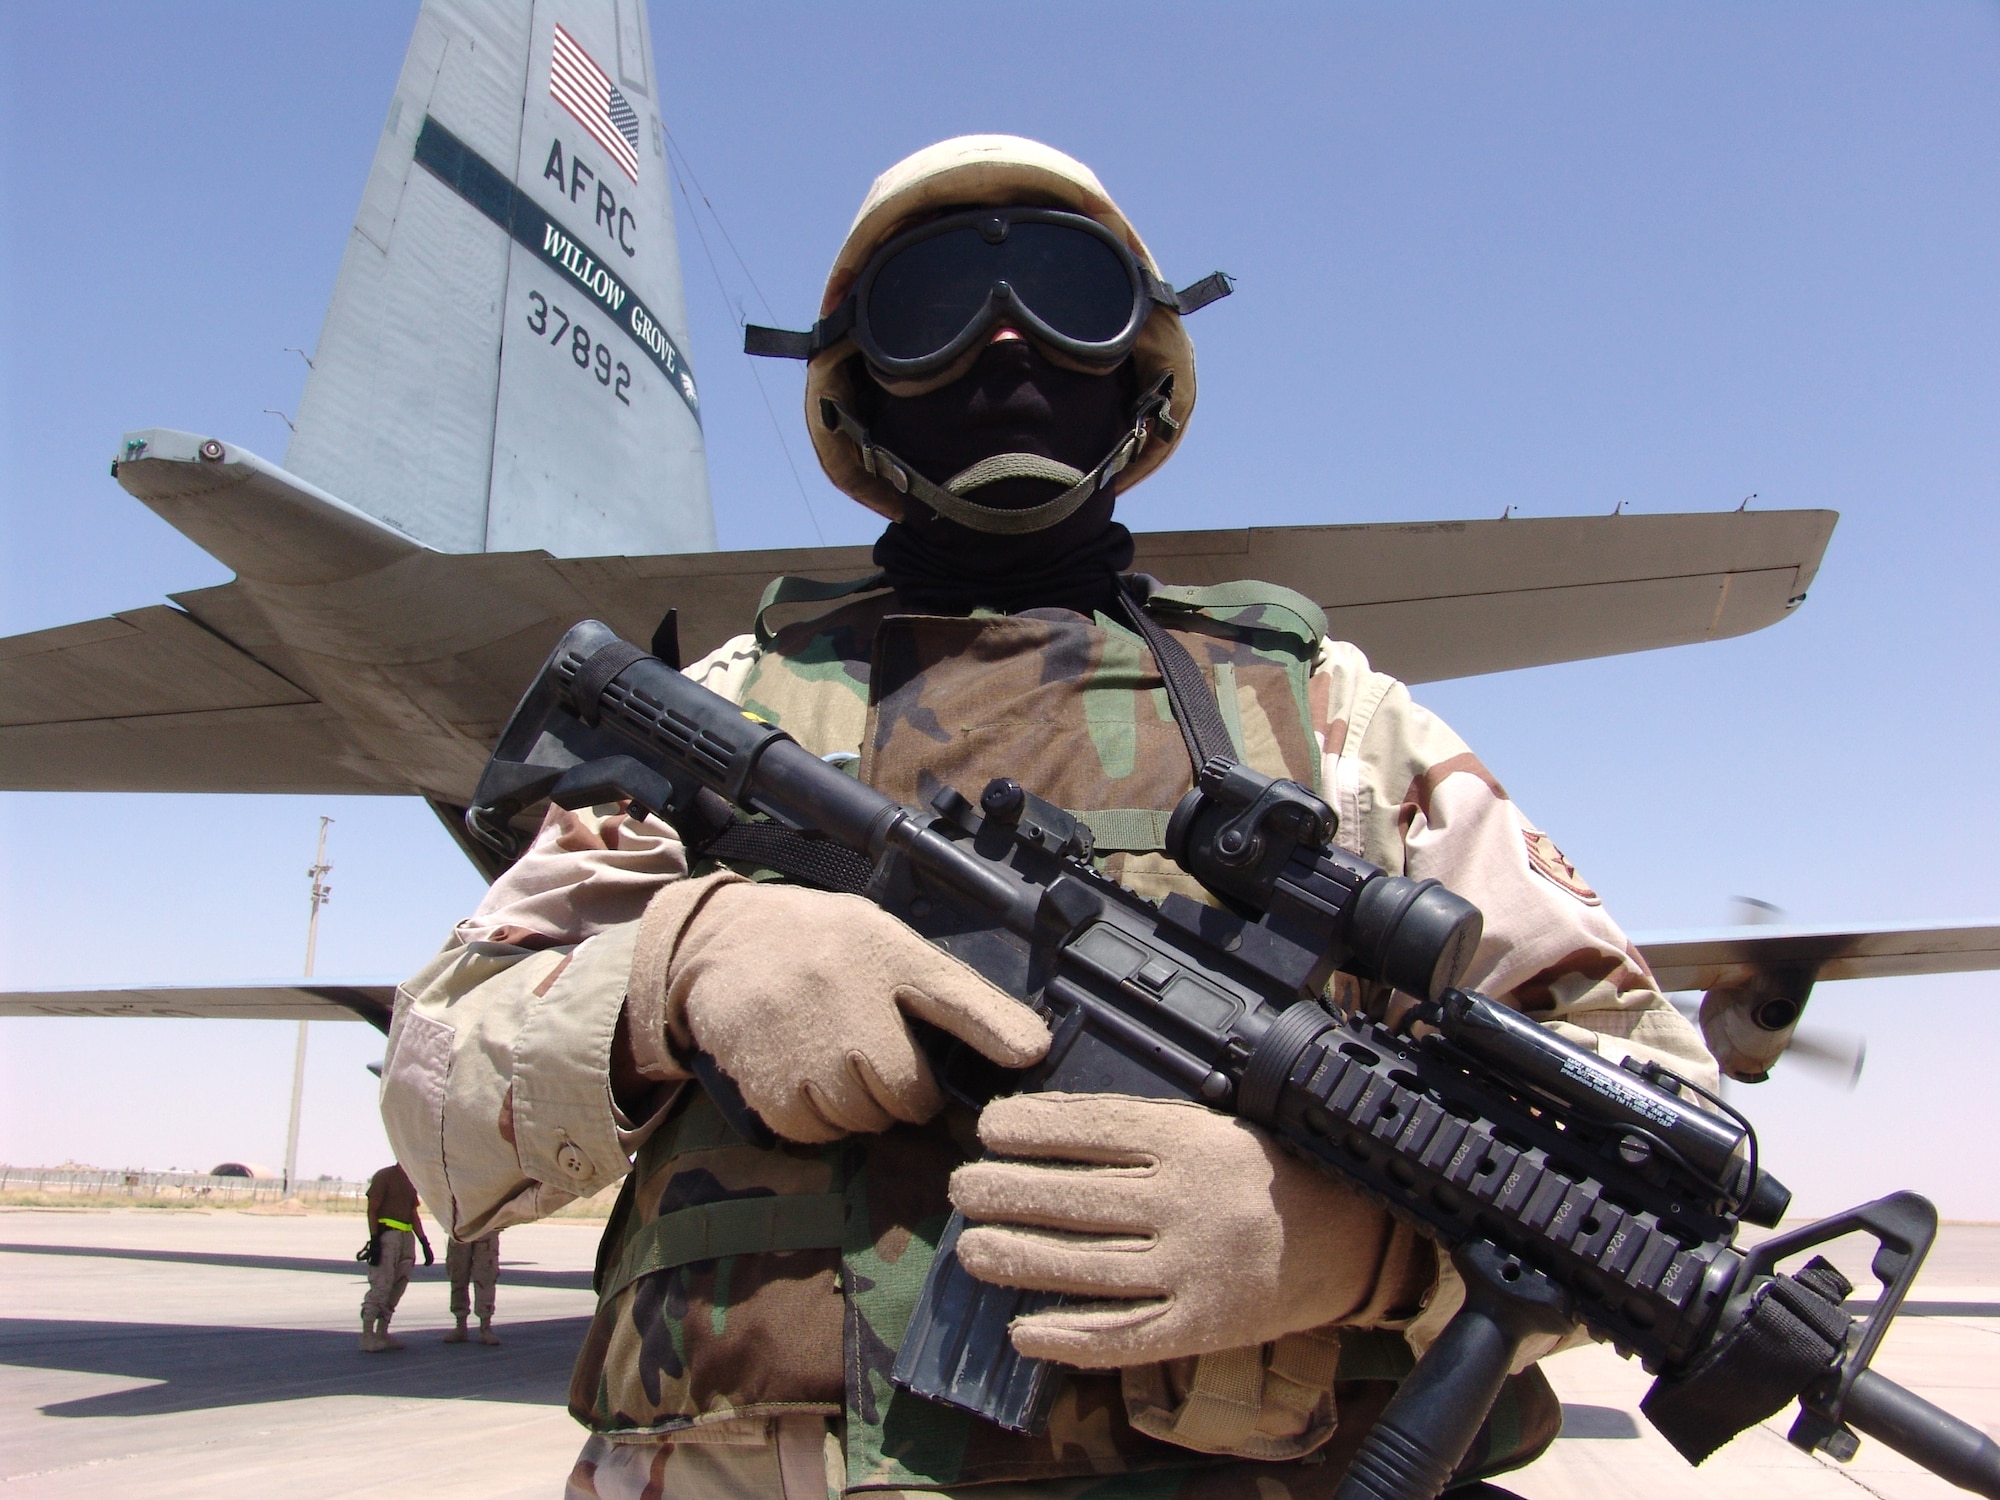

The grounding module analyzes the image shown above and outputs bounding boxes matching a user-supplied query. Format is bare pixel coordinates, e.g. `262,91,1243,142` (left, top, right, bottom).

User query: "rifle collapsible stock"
467,621,2000,1500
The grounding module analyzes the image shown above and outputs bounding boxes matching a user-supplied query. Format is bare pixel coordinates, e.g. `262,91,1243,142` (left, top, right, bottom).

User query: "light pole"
283,816,333,1197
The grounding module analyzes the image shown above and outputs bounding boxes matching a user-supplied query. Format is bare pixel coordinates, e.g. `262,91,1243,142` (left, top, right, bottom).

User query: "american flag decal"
551,25,640,182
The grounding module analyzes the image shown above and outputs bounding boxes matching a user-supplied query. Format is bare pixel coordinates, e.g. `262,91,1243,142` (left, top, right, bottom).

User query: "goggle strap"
818,370,1177,537
743,324,815,359
1140,266,1235,315
743,299,855,361
743,270,1231,362
1169,271,1235,316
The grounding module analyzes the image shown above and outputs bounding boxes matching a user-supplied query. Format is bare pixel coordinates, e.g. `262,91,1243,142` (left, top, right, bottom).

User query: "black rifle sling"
695,819,874,895
1114,575,1239,773
571,640,649,725
1642,1257,1853,1463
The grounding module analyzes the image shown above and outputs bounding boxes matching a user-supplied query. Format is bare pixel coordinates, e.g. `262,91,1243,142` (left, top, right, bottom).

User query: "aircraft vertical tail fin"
284,0,713,558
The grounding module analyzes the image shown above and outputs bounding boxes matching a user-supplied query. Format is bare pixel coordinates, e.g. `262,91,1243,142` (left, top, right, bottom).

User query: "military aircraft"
3,0,1995,1089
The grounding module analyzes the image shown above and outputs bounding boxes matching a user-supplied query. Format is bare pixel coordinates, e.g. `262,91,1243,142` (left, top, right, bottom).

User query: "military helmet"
746,136,1228,524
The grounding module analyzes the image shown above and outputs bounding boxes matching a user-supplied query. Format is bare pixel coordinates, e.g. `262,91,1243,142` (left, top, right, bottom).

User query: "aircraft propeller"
1663,898,1869,1089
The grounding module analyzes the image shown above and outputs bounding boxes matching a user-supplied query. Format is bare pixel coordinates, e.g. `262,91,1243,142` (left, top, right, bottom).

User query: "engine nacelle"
1698,965,1816,1082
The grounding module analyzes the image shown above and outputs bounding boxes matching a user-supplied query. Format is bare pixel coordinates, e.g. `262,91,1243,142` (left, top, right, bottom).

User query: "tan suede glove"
950,1092,1435,1368
628,872,1050,1143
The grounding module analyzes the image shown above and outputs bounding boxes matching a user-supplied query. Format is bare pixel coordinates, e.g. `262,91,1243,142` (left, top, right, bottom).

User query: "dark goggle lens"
866,230,1005,362
865,219,1138,362
1002,222,1135,344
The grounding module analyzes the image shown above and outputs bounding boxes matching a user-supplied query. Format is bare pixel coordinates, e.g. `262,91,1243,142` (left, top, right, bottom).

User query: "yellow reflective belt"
378,1216,413,1232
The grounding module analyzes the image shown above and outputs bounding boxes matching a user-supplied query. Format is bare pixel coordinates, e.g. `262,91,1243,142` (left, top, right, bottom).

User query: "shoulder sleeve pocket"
381,1008,454,1217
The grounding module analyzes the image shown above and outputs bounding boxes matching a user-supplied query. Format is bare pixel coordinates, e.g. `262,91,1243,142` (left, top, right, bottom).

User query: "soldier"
382,137,1720,1498
359,1160,431,1353
444,1231,501,1345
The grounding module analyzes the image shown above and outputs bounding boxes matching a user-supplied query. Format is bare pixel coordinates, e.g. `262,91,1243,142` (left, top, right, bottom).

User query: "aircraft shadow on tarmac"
0,1241,593,1291
0,1313,1647,1434
1,1316,591,1416
22,1247,1983,1322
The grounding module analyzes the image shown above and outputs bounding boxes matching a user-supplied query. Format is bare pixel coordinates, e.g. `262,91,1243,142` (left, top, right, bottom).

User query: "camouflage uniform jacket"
382,580,1716,1496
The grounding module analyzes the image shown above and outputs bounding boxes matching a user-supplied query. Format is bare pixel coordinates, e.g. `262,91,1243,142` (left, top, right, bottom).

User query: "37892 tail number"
526,290,631,405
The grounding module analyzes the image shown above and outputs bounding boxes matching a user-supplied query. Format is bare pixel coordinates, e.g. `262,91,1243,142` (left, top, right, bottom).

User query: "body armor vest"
569,583,1559,1494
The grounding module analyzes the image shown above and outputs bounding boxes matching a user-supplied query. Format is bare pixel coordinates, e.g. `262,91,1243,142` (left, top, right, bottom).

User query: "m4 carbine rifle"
469,621,2000,1500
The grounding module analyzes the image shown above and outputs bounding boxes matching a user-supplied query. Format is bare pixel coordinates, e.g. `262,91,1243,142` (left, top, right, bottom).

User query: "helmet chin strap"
820,372,1177,537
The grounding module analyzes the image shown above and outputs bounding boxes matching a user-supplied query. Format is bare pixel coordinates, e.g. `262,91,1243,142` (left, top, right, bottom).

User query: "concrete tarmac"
1,1208,601,1498
2,1209,1994,1498
1511,1223,2000,1500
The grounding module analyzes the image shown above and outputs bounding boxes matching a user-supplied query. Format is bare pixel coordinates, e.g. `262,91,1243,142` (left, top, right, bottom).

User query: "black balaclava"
860,339,1140,617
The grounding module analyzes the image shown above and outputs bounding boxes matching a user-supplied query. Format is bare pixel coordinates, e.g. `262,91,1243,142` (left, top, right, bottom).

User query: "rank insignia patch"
1524,828,1601,905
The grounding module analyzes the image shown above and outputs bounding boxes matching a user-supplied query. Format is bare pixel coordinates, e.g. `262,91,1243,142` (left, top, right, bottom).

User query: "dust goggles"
745,207,1231,389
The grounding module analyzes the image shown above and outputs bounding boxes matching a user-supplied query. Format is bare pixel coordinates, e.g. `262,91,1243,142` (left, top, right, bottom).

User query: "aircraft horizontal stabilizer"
1217,510,1831,682
2,434,1837,818
113,429,423,584
0,981,397,1031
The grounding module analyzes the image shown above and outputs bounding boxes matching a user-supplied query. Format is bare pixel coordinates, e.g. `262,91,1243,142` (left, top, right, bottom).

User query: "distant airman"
358,1161,432,1352
444,1231,501,1345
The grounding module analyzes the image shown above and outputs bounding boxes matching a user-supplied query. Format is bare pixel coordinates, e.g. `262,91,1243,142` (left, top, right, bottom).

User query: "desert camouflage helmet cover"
806,135,1199,521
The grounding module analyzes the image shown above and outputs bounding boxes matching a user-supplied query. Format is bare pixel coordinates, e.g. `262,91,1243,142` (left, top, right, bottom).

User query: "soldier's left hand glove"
950,1093,1434,1369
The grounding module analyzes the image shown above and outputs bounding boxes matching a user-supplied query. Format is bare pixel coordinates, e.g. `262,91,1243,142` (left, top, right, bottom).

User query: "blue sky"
3,3,1997,1212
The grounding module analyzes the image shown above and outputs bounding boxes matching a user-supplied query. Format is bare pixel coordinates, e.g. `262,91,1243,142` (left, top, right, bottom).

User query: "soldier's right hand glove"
356,1234,381,1266
628,872,1050,1144
950,1092,1436,1368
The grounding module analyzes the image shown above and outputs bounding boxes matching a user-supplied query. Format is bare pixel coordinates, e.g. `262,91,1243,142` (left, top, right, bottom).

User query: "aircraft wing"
1635,921,2000,991
0,981,398,1031
1634,920,2000,1081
